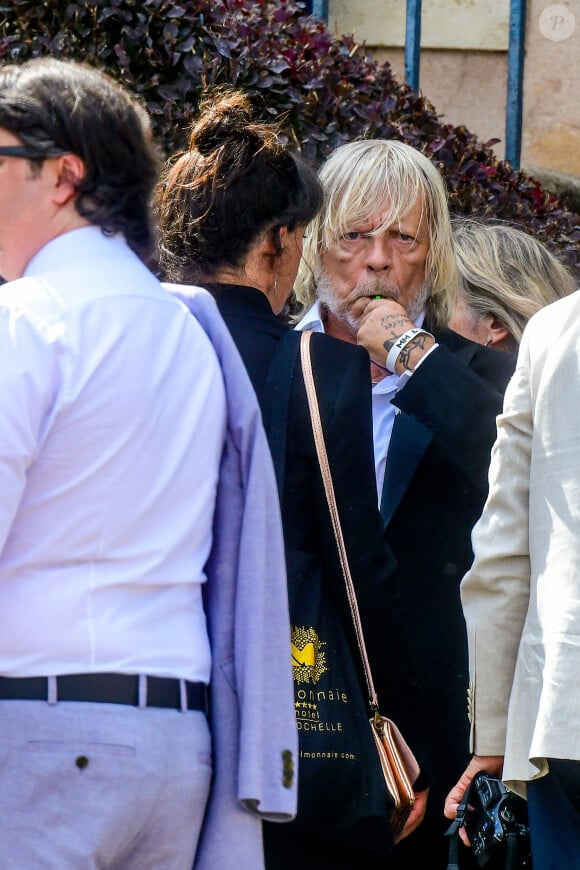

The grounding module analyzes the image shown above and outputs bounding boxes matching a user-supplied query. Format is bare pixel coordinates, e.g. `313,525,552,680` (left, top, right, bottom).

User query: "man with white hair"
296,139,515,867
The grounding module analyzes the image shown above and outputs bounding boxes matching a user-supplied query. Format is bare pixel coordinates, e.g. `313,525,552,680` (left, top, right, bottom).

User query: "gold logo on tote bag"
291,626,328,684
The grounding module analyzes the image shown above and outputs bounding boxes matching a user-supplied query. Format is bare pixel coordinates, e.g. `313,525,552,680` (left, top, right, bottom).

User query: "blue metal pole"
311,0,329,21
405,0,422,91
505,0,526,169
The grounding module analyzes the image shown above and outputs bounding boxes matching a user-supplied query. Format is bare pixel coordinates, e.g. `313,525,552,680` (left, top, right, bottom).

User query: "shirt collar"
295,300,324,333
24,227,129,278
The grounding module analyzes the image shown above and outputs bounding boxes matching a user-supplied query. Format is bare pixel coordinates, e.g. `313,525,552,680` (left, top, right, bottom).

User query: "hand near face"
356,299,435,375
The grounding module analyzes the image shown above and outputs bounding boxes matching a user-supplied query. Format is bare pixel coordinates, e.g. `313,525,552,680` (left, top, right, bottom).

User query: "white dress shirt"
0,227,226,682
296,301,415,501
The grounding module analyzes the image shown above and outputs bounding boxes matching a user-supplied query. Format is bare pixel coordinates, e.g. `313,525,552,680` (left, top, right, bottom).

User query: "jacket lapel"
380,410,432,526
379,319,446,526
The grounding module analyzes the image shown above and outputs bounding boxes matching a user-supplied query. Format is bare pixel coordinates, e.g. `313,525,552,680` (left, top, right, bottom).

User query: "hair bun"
190,91,260,156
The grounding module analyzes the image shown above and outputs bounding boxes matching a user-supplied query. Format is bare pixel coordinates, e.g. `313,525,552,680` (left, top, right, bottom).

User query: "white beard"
315,268,431,331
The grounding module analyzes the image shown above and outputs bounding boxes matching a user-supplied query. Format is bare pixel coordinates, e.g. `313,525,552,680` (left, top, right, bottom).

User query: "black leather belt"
0,673,207,712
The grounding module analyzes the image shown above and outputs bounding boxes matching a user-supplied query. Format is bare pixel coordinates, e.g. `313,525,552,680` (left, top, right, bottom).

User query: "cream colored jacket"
461,289,580,797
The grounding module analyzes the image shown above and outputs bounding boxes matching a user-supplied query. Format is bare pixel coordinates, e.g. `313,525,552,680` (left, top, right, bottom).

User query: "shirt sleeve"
0,305,62,555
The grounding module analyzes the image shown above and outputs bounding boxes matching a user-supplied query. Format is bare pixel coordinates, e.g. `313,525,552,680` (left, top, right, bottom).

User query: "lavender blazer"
164,284,298,868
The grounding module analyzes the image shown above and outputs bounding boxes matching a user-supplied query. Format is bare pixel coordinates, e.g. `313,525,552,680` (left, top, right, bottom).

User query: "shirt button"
75,755,89,770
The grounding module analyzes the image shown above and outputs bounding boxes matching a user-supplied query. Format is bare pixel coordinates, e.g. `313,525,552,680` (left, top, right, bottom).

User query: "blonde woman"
449,220,576,351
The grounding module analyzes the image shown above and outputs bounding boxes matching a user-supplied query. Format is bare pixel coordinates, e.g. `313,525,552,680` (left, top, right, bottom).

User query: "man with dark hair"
0,58,297,868
0,58,158,262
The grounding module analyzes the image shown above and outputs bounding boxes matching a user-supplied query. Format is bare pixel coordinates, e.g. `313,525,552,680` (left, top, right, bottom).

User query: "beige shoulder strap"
300,330,379,710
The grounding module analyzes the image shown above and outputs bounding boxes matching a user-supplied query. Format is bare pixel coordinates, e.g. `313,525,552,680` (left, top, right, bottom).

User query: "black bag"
445,771,532,869
287,548,394,856
264,331,394,856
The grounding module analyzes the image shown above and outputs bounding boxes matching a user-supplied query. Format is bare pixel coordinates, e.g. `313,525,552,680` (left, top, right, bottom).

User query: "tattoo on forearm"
397,334,431,370
379,315,412,354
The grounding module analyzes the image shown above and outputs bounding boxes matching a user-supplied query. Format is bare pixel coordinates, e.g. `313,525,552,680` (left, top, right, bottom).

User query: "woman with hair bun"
449,220,576,351
156,91,322,406
156,91,429,868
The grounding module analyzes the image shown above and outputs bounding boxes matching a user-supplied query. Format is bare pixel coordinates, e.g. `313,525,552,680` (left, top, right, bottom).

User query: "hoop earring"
484,337,492,347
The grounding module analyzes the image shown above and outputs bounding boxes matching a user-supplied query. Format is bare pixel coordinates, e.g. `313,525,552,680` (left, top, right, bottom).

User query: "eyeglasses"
0,145,45,159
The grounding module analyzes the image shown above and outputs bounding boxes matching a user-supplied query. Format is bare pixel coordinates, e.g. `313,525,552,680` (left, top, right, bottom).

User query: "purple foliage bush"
2,0,578,273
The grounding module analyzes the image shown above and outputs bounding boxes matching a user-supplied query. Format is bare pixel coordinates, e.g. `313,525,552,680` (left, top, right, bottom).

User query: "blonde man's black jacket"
204,282,430,868
384,326,516,870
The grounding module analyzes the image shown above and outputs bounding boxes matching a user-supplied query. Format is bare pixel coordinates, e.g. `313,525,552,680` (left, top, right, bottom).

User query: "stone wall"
328,0,579,178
